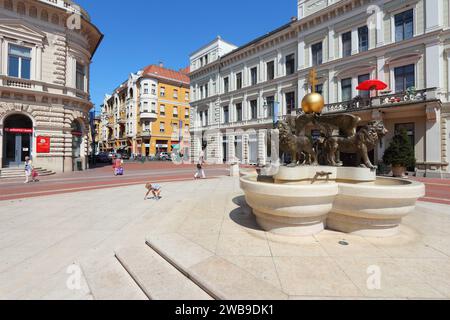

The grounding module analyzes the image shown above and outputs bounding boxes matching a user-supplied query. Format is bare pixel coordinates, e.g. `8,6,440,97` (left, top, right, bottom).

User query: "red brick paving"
1,162,449,205
0,162,228,202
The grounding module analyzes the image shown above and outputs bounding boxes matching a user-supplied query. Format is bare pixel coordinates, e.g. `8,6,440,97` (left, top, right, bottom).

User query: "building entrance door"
3,114,33,167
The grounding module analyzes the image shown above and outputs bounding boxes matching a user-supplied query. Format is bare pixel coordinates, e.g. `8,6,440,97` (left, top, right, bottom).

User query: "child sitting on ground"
144,183,162,200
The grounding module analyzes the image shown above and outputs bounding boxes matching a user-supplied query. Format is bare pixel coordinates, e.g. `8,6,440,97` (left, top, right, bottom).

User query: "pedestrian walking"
113,154,124,176
24,157,33,184
194,148,206,180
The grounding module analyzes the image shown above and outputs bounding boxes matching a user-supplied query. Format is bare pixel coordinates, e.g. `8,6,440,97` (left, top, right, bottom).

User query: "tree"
383,129,416,168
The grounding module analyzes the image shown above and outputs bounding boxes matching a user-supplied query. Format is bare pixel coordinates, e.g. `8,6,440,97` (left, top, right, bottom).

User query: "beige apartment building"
0,0,102,174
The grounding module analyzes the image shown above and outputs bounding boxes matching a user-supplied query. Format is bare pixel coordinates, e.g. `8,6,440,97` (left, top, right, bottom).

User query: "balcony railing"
140,111,157,120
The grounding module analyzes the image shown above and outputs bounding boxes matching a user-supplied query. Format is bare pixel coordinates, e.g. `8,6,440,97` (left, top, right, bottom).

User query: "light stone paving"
0,176,449,299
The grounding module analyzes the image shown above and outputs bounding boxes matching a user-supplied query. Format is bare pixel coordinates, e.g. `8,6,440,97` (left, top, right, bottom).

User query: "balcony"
140,111,157,121
140,130,152,137
317,88,438,115
118,111,126,124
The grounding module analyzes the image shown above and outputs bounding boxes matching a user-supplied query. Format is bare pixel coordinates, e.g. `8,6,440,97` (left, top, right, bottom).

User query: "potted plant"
383,129,416,177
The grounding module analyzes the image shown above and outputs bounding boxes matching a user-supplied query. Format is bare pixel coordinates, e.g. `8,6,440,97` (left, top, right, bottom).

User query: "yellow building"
102,64,190,157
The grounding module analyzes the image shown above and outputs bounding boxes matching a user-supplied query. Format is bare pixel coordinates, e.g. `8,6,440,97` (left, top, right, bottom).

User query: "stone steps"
79,254,148,300
115,245,212,300
0,167,55,179
146,233,288,300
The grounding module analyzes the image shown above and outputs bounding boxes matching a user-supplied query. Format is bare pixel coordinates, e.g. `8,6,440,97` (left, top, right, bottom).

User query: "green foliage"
383,129,416,168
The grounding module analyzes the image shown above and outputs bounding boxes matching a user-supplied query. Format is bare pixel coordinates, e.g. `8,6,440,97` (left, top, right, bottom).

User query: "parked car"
159,152,171,161
96,153,111,163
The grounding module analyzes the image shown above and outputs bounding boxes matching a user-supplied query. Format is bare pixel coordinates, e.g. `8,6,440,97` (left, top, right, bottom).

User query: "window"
160,104,166,116
224,77,229,93
143,83,149,94
8,44,31,79
395,9,414,42
173,89,178,99
160,122,165,133
311,42,323,66
285,92,295,114
250,67,258,85
341,78,353,101
151,84,156,95
315,84,323,96
236,73,242,90
205,55,208,65
204,84,209,98
250,100,258,120
76,62,85,91
160,87,166,97
285,54,295,75
342,31,352,57
173,106,178,118
394,64,415,93
267,61,275,81
151,102,156,112
236,103,243,122
223,106,229,124
358,26,369,52
143,101,149,112
185,92,189,101
358,74,370,98
185,108,189,119
266,96,275,118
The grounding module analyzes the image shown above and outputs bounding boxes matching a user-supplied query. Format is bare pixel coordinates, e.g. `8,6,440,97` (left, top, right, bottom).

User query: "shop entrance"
3,114,33,167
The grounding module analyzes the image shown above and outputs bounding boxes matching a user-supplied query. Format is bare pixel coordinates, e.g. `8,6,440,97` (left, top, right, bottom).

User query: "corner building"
190,0,450,178
0,0,102,173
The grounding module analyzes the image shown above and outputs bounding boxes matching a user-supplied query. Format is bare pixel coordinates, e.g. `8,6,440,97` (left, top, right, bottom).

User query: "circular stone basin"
240,175,338,236
240,166,425,237
328,177,425,237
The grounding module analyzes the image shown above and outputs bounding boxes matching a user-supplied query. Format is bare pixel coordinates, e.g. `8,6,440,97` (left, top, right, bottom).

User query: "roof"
142,65,190,85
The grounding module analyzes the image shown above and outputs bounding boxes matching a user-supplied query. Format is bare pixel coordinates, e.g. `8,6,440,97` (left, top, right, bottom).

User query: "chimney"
291,16,297,22
159,61,164,68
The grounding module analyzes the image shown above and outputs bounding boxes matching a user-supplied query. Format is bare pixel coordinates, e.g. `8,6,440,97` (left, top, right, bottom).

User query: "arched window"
51,14,59,25
17,2,26,15
29,6,37,18
4,0,13,10
41,10,48,22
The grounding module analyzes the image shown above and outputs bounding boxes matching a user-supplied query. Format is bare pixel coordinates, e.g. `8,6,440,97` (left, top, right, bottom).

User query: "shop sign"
5,128,33,134
37,136,51,153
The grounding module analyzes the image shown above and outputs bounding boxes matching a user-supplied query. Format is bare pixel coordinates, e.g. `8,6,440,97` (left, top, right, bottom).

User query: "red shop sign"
37,136,51,154
5,128,33,134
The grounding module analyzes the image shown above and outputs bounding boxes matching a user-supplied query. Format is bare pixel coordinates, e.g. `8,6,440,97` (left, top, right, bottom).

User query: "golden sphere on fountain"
302,93,325,114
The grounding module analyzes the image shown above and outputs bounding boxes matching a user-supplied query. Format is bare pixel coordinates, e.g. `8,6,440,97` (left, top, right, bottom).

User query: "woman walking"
194,148,206,180
24,157,32,184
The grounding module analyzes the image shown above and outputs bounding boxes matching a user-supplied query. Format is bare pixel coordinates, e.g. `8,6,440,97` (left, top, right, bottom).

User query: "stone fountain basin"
329,177,426,237
240,167,425,237
240,175,338,236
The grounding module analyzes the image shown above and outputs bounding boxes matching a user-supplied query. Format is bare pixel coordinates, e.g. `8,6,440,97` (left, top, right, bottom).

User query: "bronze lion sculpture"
277,120,318,166
323,121,388,170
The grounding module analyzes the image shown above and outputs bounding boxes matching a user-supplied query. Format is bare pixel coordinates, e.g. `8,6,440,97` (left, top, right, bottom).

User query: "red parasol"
357,79,388,91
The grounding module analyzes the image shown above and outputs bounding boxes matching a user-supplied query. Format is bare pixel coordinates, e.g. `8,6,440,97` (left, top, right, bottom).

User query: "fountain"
240,70,425,237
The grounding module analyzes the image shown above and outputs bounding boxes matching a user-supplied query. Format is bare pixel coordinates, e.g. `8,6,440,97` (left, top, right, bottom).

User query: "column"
258,129,267,165
351,77,359,99
298,36,305,69
298,77,306,100
351,27,359,55
328,28,335,61
259,57,264,82
328,70,337,104
426,42,443,89
426,105,442,163
0,36,3,75
376,56,385,82
35,45,42,81
375,3,384,47
277,49,283,77
425,0,443,32
372,110,385,163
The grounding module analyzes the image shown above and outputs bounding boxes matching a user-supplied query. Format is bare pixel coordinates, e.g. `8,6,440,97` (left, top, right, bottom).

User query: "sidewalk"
1,176,450,299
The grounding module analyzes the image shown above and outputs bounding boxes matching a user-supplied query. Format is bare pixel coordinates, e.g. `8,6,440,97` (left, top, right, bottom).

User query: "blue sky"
76,0,297,112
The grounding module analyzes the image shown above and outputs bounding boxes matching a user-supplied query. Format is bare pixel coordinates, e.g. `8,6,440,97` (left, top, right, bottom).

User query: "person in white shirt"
194,149,206,180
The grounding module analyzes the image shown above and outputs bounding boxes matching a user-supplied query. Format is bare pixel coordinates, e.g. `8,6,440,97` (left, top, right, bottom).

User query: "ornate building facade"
190,0,450,178
0,0,102,173
101,64,190,157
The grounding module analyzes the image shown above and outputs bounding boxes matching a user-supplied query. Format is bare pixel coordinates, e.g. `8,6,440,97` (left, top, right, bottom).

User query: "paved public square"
1,167,450,300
